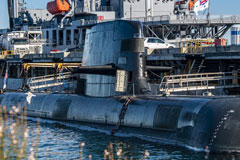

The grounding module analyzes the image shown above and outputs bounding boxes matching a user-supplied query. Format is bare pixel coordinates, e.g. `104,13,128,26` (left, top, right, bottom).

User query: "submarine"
1,20,240,153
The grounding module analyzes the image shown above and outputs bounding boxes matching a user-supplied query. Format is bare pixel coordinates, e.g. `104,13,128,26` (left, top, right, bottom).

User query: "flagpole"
207,0,210,21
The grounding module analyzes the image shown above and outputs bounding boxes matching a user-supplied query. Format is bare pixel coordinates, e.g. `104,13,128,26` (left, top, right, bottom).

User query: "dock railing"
0,50,15,59
180,39,215,54
29,39,47,44
159,72,240,94
27,27,42,32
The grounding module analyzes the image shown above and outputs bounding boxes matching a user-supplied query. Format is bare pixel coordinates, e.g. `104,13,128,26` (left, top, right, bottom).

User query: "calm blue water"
21,118,240,160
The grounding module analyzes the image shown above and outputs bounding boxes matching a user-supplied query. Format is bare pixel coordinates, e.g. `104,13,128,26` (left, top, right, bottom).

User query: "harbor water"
20,118,240,160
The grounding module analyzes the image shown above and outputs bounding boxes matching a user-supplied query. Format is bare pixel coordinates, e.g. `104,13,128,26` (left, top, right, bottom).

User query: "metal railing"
75,6,115,14
195,15,240,21
130,15,171,22
96,6,115,12
180,39,215,54
129,14,240,23
173,15,240,23
159,72,240,94
29,39,47,44
0,50,15,59
27,27,42,31
12,39,46,45
27,72,78,91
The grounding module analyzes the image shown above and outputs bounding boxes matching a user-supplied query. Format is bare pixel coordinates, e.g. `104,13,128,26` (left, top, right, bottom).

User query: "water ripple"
23,117,240,160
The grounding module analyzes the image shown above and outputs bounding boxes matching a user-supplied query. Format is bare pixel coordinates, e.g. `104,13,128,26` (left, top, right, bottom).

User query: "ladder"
188,59,205,74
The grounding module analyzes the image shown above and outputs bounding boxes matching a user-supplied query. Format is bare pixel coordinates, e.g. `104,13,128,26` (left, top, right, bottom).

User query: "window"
74,29,79,45
82,29,86,41
46,30,49,46
13,38,28,44
59,30,63,45
52,30,57,46
147,39,154,43
66,30,71,45
157,39,164,43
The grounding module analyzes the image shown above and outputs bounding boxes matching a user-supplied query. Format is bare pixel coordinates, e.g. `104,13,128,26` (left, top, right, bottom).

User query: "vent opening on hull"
153,105,182,131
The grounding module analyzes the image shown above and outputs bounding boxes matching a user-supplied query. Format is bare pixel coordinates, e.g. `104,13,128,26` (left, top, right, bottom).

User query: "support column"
31,68,34,77
45,68,48,75
56,29,59,46
63,29,67,46
71,29,74,46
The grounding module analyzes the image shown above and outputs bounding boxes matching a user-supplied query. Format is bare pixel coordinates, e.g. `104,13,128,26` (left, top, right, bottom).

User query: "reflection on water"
24,118,240,160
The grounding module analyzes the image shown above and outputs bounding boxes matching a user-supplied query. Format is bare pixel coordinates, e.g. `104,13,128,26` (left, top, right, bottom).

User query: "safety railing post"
133,83,135,97
173,76,174,89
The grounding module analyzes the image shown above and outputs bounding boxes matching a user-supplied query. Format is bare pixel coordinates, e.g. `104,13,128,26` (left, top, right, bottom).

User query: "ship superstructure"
1,27,45,55
5,0,240,50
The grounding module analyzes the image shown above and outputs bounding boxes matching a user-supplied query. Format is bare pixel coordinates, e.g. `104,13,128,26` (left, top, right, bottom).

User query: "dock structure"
141,15,240,42
72,15,240,43
147,45,240,70
0,44,240,95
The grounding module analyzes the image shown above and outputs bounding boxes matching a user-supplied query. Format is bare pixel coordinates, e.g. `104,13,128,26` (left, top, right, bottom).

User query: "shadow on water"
26,117,240,160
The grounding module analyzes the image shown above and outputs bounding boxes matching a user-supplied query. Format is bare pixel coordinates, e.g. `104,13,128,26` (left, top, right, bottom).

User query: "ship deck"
135,15,240,26
2,45,240,64
147,45,240,61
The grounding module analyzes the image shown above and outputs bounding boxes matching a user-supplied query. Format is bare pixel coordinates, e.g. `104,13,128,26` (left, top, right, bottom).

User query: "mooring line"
110,97,133,136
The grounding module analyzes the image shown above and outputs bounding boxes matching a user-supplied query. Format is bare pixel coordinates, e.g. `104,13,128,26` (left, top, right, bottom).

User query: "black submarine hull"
2,20,240,153
1,92,240,152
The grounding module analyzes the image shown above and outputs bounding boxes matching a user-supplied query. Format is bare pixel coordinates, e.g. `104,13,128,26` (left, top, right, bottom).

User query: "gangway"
27,72,78,91
159,72,240,94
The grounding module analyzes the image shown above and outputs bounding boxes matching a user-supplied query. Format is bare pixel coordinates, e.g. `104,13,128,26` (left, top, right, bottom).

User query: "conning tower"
82,20,150,97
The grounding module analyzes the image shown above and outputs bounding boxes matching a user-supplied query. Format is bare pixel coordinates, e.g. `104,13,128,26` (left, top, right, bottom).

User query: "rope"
110,97,133,136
